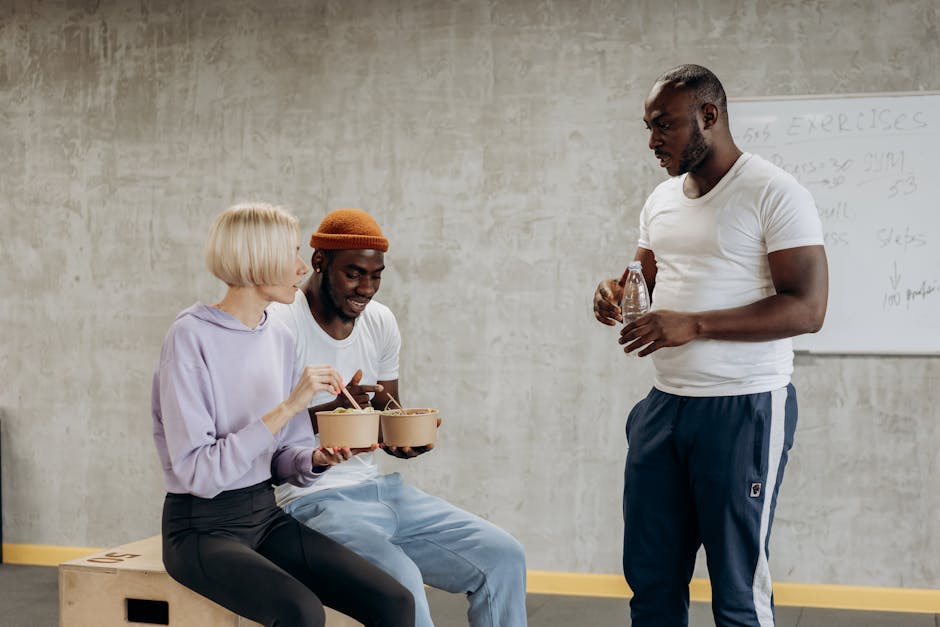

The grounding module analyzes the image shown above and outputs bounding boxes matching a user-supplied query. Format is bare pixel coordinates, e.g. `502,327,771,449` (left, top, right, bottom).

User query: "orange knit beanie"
309,208,389,252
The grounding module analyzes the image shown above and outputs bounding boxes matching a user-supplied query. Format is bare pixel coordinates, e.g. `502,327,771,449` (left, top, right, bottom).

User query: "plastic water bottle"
620,260,650,324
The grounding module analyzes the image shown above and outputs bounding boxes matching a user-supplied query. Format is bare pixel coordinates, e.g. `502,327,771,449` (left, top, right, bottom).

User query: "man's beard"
320,271,358,323
677,119,708,174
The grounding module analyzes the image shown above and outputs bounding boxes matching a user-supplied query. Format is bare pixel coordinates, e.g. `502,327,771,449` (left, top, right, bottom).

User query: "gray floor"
2,563,935,627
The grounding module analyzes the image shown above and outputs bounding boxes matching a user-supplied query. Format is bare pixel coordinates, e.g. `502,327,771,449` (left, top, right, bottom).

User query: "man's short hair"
205,202,299,287
657,64,728,116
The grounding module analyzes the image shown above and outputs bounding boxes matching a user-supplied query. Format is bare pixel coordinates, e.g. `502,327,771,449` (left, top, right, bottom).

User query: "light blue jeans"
283,473,527,627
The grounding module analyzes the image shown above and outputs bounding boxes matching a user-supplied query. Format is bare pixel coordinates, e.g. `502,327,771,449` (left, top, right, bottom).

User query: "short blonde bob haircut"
205,203,300,287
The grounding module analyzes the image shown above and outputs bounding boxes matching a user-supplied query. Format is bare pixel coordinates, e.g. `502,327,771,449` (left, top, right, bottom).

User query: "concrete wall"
1,0,938,589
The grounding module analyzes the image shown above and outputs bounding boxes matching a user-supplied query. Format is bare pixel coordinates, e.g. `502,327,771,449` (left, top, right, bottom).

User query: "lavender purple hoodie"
152,303,321,498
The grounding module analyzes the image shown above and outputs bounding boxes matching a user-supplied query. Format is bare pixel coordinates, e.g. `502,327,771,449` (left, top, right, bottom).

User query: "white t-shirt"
268,290,401,507
637,152,824,397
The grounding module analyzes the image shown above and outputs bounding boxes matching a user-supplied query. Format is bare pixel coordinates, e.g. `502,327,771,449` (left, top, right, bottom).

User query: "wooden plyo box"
58,535,361,626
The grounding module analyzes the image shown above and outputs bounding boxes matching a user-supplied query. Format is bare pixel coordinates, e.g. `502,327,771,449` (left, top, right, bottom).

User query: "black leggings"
162,481,415,627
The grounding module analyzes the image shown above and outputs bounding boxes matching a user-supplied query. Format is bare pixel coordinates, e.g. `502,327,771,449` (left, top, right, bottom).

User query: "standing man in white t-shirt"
593,65,829,627
269,208,527,627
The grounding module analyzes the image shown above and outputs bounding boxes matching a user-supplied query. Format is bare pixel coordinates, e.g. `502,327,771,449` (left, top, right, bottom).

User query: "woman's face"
259,238,309,305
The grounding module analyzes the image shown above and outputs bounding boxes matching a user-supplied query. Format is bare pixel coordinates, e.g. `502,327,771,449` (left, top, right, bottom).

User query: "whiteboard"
728,93,940,354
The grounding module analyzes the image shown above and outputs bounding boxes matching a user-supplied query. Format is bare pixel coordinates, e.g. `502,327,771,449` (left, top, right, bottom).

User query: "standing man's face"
317,249,385,321
644,82,709,177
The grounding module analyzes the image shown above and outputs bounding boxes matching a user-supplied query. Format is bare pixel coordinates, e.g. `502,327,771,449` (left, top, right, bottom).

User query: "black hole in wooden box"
126,598,169,624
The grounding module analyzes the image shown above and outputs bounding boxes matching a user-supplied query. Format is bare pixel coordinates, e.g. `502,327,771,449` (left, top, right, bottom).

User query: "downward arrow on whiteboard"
889,262,901,290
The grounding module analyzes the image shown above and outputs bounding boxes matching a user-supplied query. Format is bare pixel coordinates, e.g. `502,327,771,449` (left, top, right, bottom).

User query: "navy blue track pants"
622,384,798,627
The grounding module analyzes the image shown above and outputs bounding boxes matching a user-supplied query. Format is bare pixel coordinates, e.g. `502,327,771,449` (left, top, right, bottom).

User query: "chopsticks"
341,387,363,410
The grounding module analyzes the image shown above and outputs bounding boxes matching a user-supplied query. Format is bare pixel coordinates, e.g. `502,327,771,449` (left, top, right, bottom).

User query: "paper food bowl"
315,408,380,449
380,408,439,447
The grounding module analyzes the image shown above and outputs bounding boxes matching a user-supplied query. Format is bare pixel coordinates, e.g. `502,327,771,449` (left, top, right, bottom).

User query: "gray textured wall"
2,0,938,589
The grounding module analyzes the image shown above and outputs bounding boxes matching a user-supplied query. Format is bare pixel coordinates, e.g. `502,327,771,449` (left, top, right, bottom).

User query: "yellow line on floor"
527,571,940,614
5,544,938,614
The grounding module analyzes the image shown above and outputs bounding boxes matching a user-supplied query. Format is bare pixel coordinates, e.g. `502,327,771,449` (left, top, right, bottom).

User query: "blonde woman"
152,203,414,626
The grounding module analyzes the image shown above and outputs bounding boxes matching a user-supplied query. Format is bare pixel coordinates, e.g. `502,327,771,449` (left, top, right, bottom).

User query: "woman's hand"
312,446,352,467
265,366,345,436
312,444,379,468
285,365,345,415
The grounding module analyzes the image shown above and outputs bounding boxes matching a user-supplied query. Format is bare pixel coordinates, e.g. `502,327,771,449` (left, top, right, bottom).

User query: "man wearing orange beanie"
269,208,527,627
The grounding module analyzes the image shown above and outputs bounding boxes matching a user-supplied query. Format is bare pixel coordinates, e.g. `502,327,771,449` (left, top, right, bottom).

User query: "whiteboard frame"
731,90,940,102
728,90,940,356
